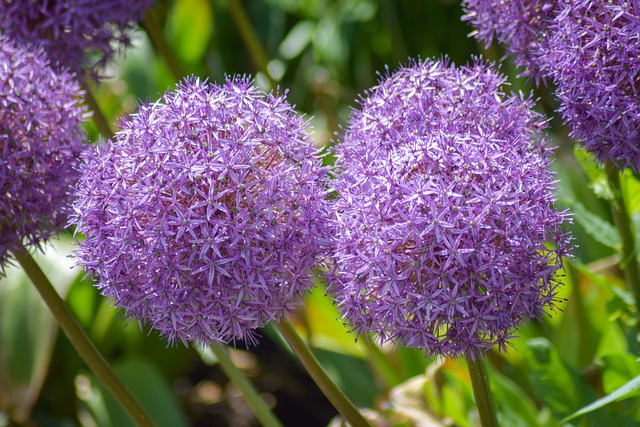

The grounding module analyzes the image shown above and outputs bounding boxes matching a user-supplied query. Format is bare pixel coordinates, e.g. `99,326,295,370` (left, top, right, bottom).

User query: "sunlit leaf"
622,170,640,215
562,375,640,423
167,0,213,63
278,20,315,59
439,361,474,427
572,144,613,201
569,200,621,249
599,354,640,396
594,320,628,359
303,280,362,357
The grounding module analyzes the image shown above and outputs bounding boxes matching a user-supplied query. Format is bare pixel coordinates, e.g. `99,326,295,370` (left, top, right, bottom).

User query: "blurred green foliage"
1,0,640,426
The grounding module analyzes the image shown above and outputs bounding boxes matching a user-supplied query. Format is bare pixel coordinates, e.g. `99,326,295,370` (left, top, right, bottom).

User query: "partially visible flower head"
0,36,87,271
0,0,154,78
540,0,640,172
462,0,557,83
327,58,571,358
71,77,329,346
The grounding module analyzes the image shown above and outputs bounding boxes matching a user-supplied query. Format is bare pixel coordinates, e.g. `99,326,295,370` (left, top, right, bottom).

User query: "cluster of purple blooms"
1,0,154,271
0,0,581,357
463,0,640,173
0,36,87,270
71,78,329,345
542,1,640,173
0,0,154,77
462,0,554,82
326,58,571,357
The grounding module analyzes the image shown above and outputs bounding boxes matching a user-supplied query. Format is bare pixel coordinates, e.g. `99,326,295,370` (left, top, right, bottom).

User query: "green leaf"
622,170,640,215
303,280,362,357
167,0,213,63
569,200,621,249
599,354,640,396
278,20,315,59
594,320,628,359
488,365,548,427
562,375,640,423
338,0,377,22
0,237,78,421
314,348,378,408
632,213,640,262
572,144,613,200
439,363,475,427
524,338,597,419
76,357,189,427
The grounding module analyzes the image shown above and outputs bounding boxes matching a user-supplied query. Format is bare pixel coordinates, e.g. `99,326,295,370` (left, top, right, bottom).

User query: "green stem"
81,81,114,140
13,247,156,427
465,352,499,427
209,342,283,427
275,316,372,427
227,0,276,88
606,164,640,317
142,9,184,83
567,262,594,368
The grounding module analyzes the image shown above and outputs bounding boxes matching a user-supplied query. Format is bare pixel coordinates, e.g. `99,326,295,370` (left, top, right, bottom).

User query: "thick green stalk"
276,316,372,427
209,342,283,427
465,352,499,427
142,9,184,83
606,164,640,315
13,247,156,427
227,0,276,88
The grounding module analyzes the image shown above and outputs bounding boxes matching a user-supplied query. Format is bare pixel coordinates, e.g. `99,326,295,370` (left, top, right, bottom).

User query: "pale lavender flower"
327,58,571,358
0,36,87,271
0,0,154,78
461,0,557,83
540,0,640,172
71,77,328,346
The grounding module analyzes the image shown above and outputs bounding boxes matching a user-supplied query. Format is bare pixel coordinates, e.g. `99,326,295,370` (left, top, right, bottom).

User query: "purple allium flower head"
0,36,87,271
0,0,154,78
539,1,640,173
461,0,557,83
71,77,329,346
327,58,572,358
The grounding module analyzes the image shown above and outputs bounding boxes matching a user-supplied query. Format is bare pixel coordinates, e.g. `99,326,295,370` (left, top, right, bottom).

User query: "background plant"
0,0,638,426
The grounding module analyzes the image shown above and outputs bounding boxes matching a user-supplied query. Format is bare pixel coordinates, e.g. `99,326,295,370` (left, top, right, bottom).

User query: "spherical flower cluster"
0,0,154,77
327,58,571,358
539,1,640,173
461,0,557,83
0,36,87,271
71,77,328,346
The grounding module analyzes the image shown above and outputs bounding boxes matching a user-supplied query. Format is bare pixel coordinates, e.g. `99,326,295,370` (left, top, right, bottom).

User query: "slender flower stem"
605,164,640,316
81,80,114,140
142,9,184,83
465,352,498,427
275,316,372,427
209,342,283,427
13,246,156,427
227,0,276,88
